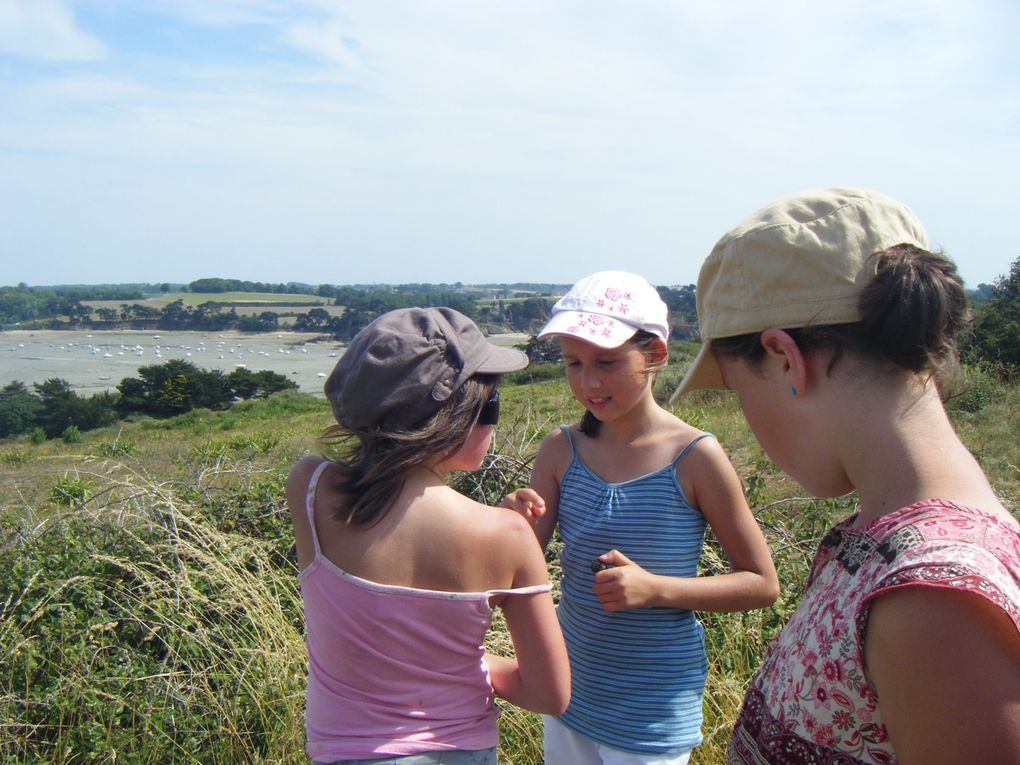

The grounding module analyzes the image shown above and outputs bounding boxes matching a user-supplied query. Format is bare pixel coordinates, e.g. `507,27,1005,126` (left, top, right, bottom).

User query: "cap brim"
668,341,725,405
476,344,529,375
537,311,637,348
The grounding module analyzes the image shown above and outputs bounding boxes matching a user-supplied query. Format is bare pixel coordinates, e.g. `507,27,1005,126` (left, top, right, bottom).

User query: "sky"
2,0,1019,290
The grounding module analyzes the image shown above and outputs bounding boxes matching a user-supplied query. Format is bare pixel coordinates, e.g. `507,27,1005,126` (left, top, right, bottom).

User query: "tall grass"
1,368,1017,764
1,463,306,763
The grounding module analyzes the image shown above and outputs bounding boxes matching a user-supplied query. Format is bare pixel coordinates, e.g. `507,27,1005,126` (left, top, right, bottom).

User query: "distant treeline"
4,266,1014,359
1,285,146,325
0,360,297,442
0,281,701,340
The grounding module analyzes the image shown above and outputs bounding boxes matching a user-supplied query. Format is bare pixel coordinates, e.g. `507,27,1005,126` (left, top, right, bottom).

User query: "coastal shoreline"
2,328,531,396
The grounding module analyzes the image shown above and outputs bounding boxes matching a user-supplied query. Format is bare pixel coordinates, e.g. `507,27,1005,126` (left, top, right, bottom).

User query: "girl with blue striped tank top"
503,272,779,764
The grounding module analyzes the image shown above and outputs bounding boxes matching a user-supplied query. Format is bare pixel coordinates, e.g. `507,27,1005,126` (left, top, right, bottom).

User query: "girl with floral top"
671,187,1020,765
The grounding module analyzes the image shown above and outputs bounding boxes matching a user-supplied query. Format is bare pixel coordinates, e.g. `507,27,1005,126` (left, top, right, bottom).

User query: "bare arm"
484,512,570,715
286,456,324,572
864,586,1020,765
593,437,779,612
502,429,568,551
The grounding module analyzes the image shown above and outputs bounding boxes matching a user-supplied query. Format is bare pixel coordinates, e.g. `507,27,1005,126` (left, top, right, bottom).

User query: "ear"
759,329,808,393
648,340,665,367
646,337,669,369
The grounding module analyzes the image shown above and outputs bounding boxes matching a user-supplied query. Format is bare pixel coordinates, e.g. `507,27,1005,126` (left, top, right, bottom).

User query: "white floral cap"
538,271,669,348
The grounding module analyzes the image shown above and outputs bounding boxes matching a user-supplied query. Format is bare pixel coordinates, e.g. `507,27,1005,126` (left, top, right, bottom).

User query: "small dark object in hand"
591,559,614,573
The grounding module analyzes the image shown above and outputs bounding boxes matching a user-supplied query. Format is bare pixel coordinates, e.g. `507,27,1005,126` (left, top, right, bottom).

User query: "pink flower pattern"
567,285,636,341
728,500,1020,764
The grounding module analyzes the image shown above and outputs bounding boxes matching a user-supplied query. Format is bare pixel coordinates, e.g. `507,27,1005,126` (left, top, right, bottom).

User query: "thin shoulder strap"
672,432,715,467
304,460,331,557
559,424,577,458
487,583,553,597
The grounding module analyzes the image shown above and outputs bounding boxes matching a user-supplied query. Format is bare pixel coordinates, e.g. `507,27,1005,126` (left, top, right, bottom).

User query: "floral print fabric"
728,500,1020,764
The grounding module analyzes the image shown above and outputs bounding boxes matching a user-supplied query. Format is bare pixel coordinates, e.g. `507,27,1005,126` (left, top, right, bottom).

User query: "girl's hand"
592,550,659,611
501,488,546,524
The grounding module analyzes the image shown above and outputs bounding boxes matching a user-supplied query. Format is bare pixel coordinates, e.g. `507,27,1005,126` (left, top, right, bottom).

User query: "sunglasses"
477,391,500,426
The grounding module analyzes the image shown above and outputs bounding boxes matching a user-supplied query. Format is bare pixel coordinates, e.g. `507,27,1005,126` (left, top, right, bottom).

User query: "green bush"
50,474,90,505
0,449,28,467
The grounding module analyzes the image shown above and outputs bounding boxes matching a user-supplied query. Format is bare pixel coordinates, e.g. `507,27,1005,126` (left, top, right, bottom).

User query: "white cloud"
0,0,107,60
1,0,1018,286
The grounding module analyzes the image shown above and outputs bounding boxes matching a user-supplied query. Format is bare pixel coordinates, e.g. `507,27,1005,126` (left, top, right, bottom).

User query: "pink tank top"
299,460,551,761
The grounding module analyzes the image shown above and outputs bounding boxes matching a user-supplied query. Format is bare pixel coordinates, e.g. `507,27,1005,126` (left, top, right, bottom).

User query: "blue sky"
2,1,1018,289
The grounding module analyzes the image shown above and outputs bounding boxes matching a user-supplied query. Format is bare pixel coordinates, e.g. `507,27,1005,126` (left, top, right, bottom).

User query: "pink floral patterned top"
728,499,1020,765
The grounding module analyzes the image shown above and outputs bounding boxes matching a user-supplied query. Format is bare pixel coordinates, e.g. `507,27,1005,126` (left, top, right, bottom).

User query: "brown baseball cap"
669,187,928,403
325,307,529,431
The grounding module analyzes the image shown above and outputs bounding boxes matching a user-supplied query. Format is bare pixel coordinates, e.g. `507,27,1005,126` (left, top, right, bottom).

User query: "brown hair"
579,330,667,437
319,374,499,526
711,245,969,388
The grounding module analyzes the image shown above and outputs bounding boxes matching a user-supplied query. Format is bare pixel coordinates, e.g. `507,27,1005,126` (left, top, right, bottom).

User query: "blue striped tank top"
555,426,712,754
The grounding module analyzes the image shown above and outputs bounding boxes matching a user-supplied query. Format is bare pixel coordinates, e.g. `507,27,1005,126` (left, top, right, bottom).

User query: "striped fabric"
555,427,712,754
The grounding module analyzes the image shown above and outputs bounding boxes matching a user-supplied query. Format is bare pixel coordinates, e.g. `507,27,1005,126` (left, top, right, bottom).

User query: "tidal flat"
1,329,340,396
1,329,531,397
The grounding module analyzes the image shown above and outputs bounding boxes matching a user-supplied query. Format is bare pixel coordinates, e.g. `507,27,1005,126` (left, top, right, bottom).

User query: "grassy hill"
1,360,1017,764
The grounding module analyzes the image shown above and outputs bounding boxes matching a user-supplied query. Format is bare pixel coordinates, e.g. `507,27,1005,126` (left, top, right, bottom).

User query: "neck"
596,392,665,444
409,462,450,487
837,377,1001,525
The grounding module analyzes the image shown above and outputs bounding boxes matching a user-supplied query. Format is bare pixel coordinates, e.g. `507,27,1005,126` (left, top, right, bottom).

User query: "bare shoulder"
669,423,742,510
287,455,324,489
679,429,729,468
865,585,1020,761
534,425,574,472
463,496,536,543
868,584,1019,654
286,456,344,522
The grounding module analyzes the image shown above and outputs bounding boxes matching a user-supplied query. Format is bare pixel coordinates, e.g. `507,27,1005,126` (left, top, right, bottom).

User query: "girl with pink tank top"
287,308,569,764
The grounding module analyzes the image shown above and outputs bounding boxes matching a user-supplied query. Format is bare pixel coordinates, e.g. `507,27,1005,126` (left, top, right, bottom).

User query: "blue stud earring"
790,386,798,396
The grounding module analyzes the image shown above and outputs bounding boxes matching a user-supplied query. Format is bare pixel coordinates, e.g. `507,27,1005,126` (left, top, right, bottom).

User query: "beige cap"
669,187,928,403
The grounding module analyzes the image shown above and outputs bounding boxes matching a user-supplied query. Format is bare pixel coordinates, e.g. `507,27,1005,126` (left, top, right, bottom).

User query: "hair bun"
858,245,969,376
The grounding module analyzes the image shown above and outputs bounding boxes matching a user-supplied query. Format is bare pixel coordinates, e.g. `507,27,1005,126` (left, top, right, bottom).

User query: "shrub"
0,380,41,438
0,449,27,467
946,364,1002,414
51,474,90,505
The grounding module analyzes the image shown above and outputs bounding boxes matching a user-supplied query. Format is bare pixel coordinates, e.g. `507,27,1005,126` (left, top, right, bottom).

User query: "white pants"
543,716,692,765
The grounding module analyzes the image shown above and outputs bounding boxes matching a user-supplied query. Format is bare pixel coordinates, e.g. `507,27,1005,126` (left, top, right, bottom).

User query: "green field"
2,357,1017,764
84,291,335,309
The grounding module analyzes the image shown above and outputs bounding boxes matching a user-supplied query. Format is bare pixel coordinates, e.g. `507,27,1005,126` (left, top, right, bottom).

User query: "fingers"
592,549,630,572
501,488,546,523
592,550,649,611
